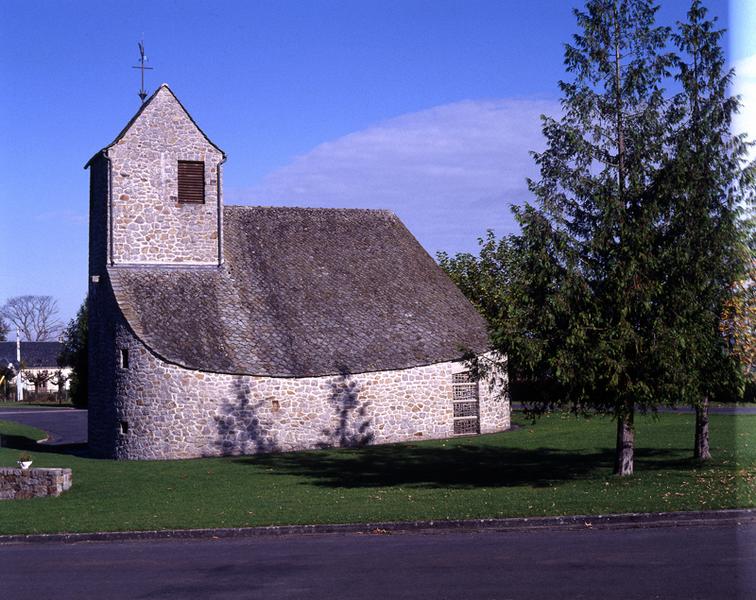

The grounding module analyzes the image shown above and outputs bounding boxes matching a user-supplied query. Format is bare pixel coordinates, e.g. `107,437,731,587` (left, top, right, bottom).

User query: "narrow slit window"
120,421,129,435
178,160,205,203
120,348,129,369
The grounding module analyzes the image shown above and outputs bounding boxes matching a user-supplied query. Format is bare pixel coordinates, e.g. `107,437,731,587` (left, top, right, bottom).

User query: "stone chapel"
85,84,510,459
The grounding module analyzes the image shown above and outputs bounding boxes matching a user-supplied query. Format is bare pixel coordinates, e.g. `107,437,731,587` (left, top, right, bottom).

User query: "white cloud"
230,98,558,255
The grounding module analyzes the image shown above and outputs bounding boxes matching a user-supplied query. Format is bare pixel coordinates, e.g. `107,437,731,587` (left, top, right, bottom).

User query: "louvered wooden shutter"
178,161,205,203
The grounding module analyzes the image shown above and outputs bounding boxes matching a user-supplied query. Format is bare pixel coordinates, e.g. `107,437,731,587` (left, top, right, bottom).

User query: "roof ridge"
224,204,395,215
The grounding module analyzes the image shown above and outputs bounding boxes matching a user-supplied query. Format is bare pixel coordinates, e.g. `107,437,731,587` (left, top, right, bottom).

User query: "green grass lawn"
0,420,47,442
0,412,753,535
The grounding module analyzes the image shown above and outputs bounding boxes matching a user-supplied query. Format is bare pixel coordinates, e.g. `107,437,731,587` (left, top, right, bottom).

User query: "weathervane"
132,40,154,103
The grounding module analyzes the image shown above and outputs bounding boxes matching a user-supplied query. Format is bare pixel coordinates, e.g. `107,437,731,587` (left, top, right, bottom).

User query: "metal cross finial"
132,40,154,103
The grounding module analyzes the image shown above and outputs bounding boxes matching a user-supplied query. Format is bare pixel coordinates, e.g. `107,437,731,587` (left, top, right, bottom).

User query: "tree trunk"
614,404,634,476
694,396,711,461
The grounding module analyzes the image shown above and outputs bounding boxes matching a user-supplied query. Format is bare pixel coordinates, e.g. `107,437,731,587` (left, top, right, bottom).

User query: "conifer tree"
439,0,752,475
663,0,752,460
514,0,674,475
59,300,88,408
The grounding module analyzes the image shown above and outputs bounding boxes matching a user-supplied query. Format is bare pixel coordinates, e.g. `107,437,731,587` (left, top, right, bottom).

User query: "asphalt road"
0,407,87,445
1,523,754,600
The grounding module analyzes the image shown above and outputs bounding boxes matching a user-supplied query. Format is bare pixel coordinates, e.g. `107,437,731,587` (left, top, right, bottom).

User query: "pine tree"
514,0,674,475
662,0,751,460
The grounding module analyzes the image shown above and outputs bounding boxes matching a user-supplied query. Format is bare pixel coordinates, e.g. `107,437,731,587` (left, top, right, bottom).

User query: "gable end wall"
107,89,223,265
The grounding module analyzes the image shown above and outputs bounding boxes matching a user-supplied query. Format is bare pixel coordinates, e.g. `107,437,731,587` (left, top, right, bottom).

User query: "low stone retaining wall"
0,467,72,500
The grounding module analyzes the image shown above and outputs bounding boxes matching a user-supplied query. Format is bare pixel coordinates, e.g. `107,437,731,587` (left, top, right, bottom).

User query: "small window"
120,348,129,369
177,160,205,203
119,421,129,435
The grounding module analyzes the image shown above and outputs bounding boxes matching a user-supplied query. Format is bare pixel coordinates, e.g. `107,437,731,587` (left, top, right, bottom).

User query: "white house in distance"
0,340,72,399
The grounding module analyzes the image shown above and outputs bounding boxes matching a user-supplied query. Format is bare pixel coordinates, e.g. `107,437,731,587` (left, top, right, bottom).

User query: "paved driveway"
0,407,87,445
1,522,754,599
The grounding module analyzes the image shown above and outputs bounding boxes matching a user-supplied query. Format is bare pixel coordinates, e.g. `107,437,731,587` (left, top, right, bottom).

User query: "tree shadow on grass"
235,441,700,490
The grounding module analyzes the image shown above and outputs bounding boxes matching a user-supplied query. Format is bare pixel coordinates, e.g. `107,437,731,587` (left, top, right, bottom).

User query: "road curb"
1,508,753,545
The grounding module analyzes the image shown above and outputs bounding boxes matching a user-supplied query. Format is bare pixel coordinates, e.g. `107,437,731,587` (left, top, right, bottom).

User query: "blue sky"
0,0,738,325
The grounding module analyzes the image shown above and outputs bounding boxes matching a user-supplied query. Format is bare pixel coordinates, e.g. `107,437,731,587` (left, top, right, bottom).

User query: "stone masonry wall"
0,468,72,500
107,86,223,265
89,307,510,460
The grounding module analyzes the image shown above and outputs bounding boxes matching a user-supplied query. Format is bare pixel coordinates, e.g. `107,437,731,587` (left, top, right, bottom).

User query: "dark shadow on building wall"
319,366,374,449
212,376,279,456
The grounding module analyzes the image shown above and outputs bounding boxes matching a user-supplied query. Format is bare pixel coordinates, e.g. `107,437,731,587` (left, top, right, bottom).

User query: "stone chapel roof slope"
109,206,489,377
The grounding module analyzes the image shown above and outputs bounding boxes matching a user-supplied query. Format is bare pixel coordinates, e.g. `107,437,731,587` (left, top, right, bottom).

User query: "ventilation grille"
452,371,480,435
453,385,478,401
452,372,472,384
453,418,479,435
178,161,205,203
453,401,479,418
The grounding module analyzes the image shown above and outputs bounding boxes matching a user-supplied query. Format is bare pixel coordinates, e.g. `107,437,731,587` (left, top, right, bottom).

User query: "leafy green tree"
438,233,517,400
438,232,515,325
720,260,756,393
512,0,675,476
59,300,88,408
661,0,754,459
438,233,566,408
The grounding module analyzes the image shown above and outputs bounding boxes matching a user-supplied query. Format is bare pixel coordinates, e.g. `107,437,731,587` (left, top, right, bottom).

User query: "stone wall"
107,86,223,265
0,468,72,500
88,303,510,460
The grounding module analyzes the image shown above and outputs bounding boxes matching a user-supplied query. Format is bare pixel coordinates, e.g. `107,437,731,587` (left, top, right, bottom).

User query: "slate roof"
109,205,489,377
0,342,65,370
